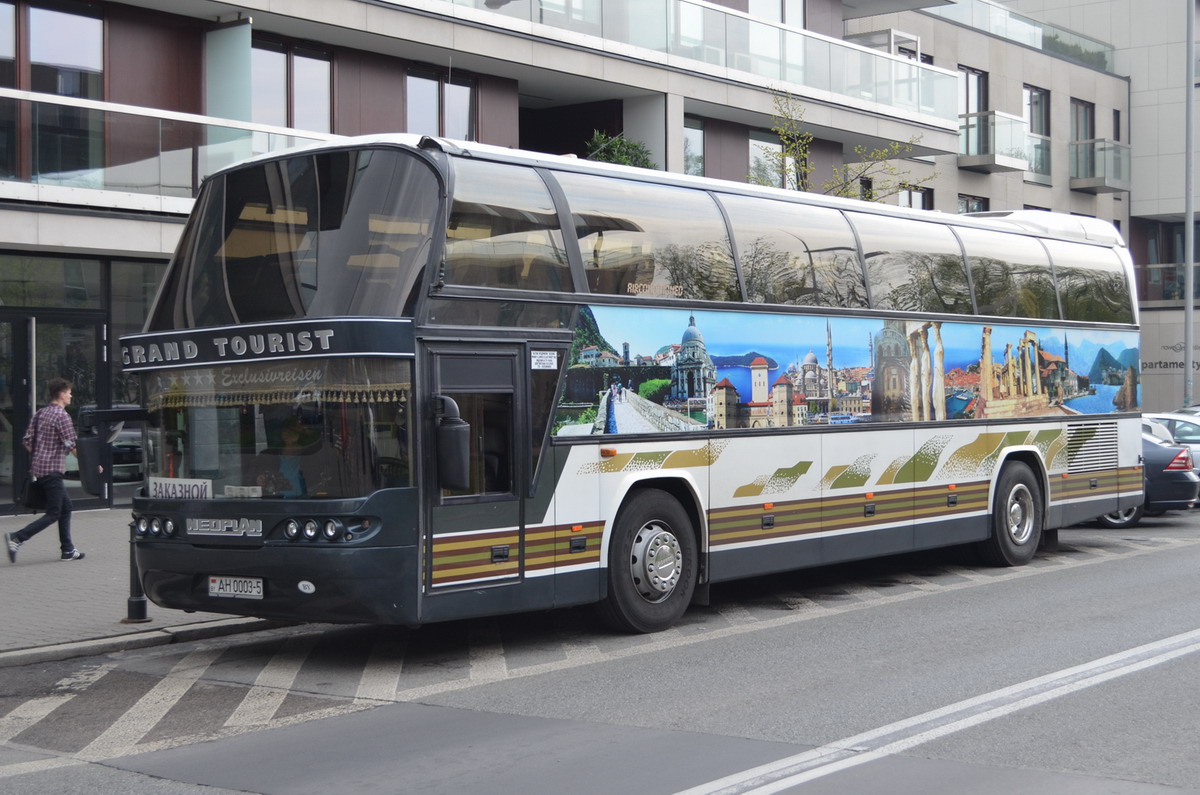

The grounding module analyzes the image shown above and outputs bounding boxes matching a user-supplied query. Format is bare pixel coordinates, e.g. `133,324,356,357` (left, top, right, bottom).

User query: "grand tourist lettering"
122,328,336,368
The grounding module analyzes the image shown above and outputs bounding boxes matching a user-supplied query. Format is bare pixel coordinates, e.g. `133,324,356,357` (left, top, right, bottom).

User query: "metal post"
1186,0,1196,407
122,519,151,624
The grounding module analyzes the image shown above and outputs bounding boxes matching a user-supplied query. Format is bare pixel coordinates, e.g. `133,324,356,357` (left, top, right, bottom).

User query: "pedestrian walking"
6,378,85,563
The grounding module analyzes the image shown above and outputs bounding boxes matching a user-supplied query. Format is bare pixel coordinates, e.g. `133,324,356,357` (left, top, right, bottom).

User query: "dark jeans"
14,473,74,553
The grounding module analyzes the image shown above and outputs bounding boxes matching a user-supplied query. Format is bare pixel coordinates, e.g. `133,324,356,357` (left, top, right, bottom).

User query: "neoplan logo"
186,518,264,537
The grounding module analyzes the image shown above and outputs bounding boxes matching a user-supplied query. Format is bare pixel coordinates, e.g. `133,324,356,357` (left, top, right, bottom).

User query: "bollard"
121,519,152,624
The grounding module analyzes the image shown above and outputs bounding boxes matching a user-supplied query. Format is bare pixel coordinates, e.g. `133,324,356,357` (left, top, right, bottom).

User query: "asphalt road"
3,514,1199,794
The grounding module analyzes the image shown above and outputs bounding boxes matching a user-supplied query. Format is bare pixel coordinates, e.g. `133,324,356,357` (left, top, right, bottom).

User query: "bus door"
426,346,526,593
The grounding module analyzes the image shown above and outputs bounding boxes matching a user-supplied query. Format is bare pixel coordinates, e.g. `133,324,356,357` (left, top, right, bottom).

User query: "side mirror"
434,395,471,492
75,432,104,497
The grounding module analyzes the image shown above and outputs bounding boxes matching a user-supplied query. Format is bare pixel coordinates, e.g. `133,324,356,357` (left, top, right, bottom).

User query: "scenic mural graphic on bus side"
551,306,1140,436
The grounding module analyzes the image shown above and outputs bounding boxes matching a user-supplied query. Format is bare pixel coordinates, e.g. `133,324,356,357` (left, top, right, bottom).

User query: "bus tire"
597,489,698,634
978,461,1042,567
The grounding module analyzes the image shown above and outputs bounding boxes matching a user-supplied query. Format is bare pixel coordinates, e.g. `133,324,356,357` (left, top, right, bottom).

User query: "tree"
750,91,936,202
584,130,657,169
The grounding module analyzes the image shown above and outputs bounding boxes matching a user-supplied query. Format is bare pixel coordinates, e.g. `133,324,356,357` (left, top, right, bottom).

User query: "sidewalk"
0,506,278,667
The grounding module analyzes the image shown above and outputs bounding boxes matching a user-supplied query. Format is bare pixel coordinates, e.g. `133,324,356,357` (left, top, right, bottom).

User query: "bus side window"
441,392,514,498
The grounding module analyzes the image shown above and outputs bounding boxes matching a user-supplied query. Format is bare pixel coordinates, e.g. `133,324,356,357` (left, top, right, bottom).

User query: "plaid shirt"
23,404,76,479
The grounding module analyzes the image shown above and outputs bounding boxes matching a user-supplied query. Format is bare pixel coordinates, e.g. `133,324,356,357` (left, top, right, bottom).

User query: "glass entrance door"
0,312,107,512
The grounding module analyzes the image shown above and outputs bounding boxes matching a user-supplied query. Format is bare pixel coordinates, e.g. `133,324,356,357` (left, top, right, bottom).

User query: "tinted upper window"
956,226,1059,320
444,160,572,292
720,195,866,308
149,147,439,329
554,171,739,301
1046,239,1133,323
849,212,972,314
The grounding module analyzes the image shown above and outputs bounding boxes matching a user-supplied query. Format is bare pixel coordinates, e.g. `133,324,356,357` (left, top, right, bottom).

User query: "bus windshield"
143,357,411,499
148,146,439,330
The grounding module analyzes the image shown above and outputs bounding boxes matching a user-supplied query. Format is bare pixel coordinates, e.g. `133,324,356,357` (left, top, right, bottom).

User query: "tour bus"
120,134,1141,633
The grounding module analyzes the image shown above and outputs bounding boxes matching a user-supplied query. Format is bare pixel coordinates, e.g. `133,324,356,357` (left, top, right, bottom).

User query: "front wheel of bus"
978,461,1043,567
598,489,698,634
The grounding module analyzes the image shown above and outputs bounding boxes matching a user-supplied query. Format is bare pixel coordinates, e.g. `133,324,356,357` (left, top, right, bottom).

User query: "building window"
684,116,704,176
746,0,804,26
1113,108,1121,142
18,3,104,184
407,70,476,140
1023,85,1051,178
958,194,988,214
1071,98,1095,140
959,65,987,156
1070,98,1096,177
1024,86,1049,136
898,46,933,65
859,178,874,202
0,2,12,89
749,129,783,188
899,186,932,210
251,39,331,133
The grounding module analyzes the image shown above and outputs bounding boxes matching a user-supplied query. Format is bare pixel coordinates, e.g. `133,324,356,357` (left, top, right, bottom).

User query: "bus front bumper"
135,542,421,625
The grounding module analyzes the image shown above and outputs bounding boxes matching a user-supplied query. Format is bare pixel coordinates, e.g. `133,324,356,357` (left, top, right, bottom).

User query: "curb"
0,617,287,668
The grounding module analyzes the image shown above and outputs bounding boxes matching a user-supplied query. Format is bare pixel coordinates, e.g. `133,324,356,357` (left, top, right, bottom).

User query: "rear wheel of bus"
978,461,1043,566
598,488,698,633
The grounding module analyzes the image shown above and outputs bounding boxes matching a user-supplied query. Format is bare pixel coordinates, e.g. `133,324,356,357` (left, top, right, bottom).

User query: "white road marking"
224,635,317,727
0,696,75,743
676,628,1200,794
355,634,407,704
0,663,114,742
79,648,221,760
0,757,83,780
468,622,508,682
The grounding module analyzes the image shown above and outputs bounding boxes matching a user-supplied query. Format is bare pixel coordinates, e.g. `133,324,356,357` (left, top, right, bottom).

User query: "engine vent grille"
1066,421,1119,473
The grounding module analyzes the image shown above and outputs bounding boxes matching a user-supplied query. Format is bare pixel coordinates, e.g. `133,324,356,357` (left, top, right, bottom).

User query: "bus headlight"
150,518,162,536
322,520,341,540
284,519,301,539
135,517,149,536
302,520,319,540
162,519,176,537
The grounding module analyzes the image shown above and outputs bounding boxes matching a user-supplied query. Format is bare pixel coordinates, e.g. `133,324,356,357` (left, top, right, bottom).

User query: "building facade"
0,0,1154,511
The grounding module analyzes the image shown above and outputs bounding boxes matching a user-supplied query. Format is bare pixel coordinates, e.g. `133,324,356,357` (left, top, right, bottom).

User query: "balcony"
921,0,1117,74
0,88,337,210
1069,138,1130,193
454,0,959,123
958,111,1029,173
1137,263,1200,304
1024,132,1052,185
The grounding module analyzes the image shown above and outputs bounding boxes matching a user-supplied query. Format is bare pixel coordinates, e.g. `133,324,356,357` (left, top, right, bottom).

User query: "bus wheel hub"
631,523,681,600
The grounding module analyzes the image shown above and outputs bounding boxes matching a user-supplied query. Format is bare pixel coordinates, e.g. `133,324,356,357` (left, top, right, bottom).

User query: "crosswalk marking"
225,635,317,727
79,648,221,760
0,696,75,743
355,634,406,704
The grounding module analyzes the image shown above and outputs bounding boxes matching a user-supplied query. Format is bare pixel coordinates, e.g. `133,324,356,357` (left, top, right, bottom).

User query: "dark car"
1095,433,1200,528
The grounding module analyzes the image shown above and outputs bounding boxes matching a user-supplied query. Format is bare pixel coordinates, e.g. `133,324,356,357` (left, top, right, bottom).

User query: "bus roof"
215,133,1125,249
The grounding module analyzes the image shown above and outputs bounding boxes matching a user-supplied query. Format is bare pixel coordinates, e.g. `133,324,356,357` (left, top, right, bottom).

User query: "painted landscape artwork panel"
553,306,1140,437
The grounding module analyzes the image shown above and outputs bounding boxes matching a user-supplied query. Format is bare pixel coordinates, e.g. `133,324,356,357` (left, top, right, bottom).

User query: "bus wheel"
978,462,1042,567
597,489,698,634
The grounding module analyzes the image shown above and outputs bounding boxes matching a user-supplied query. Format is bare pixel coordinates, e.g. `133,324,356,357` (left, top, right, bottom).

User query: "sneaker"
60,549,85,561
5,533,18,564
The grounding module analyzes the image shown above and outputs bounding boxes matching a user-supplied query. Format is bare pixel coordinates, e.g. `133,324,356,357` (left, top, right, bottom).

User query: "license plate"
208,576,263,600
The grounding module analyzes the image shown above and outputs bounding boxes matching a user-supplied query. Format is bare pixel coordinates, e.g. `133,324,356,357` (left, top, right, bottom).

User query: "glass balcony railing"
1137,264,1200,303
451,0,958,122
922,0,1117,74
1069,137,1131,192
0,88,338,200
959,111,1028,158
1025,132,1052,183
